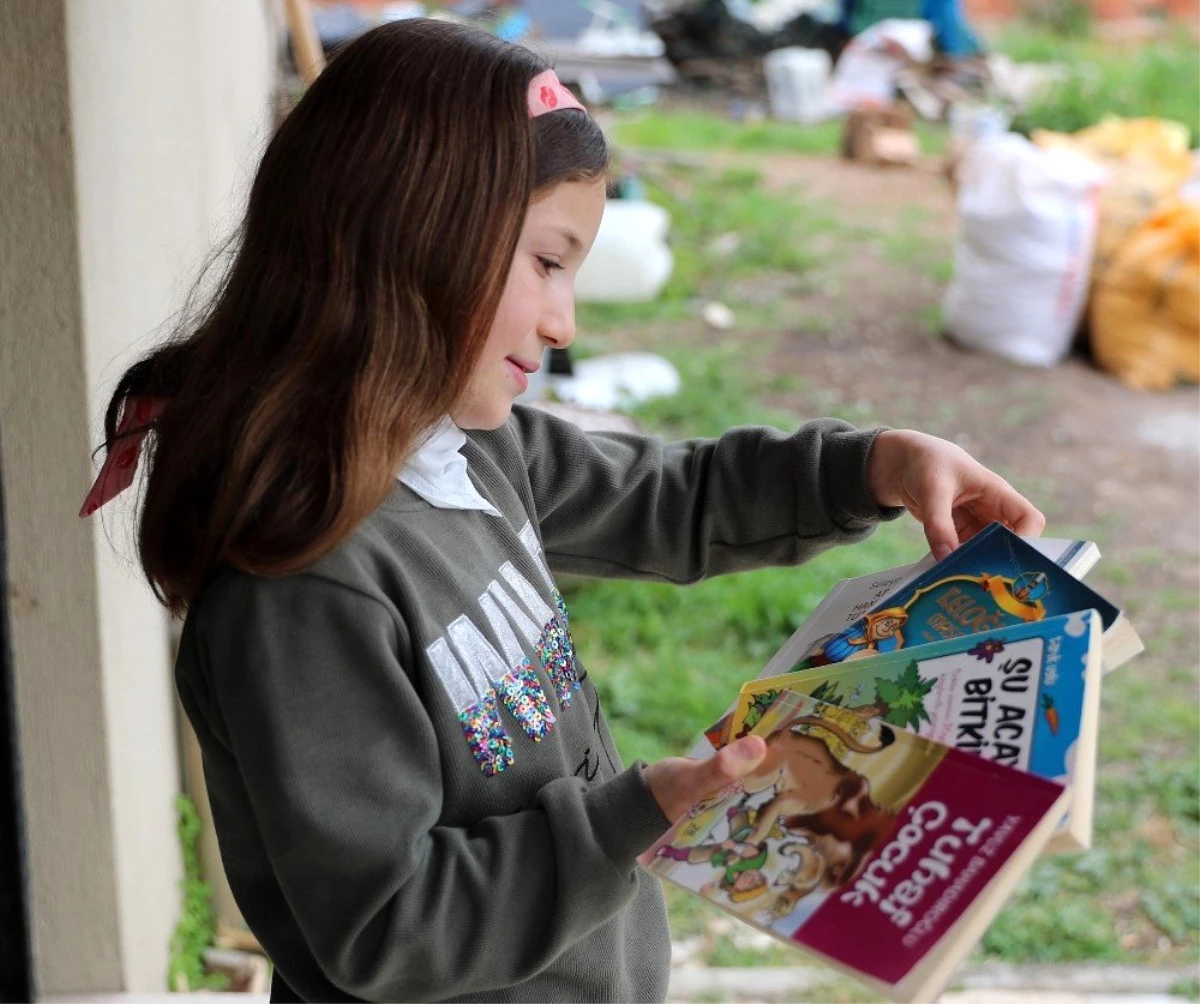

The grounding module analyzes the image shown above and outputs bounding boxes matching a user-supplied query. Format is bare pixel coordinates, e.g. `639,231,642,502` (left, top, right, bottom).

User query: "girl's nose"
538,291,575,349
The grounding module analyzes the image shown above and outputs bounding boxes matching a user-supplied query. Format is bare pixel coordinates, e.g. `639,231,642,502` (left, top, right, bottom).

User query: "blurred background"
0,0,1196,1001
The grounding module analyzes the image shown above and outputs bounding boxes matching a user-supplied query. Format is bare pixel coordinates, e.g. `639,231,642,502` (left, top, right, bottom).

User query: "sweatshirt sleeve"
506,406,905,581
189,572,671,1002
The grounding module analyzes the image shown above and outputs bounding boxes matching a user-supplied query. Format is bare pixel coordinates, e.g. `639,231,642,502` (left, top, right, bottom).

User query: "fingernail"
733,737,764,761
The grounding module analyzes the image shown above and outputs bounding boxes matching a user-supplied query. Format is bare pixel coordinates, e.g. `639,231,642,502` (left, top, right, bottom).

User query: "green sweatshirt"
174,406,900,1003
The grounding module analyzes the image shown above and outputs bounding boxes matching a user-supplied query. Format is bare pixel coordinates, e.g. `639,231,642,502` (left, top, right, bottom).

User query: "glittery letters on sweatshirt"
424,522,581,774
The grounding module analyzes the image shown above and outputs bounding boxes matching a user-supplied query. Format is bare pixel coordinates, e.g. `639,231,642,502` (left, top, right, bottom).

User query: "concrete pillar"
0,0,277,992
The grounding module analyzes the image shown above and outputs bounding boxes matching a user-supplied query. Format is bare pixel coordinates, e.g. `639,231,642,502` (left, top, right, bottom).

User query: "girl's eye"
537,256,564,275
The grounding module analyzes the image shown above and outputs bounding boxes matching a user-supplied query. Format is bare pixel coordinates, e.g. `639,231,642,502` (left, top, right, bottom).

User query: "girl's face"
452,178,606,429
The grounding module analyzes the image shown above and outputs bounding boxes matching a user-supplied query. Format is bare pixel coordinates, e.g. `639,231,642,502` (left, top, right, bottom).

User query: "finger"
962,478,1045,537
678,737,767,812
998,488,1046,537
952,505,990,542
915,474,960,561
643,737,768,821
708,736,767,790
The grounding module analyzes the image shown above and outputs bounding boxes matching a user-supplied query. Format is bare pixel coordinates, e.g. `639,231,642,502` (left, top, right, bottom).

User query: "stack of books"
642,522,1142,1003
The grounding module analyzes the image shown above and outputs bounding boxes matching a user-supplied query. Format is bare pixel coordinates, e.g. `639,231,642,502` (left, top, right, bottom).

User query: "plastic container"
574,200,673,303
548,353,681,411
764,47,833,124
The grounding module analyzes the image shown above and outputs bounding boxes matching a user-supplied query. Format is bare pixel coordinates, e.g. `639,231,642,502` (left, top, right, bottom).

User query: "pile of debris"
648,0,845,95
649,0,1063,165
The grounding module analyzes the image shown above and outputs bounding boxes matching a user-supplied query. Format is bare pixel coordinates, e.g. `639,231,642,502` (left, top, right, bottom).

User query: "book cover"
755,535,1101,686
727,610,1103,852
642,690,1069,1003
698,532,1128,755
798,523,1119,670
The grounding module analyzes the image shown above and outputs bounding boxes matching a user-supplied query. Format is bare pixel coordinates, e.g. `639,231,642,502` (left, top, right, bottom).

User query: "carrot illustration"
1041,694,1060,735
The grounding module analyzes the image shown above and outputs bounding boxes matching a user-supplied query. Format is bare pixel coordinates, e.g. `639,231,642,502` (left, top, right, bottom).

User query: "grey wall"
0,0,277,991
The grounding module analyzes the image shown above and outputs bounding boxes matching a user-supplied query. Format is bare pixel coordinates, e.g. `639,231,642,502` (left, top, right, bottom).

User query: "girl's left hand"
866,429,1046,561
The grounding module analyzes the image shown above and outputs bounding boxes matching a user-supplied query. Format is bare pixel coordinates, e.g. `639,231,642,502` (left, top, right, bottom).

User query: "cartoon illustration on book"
807,607,909,665
653,707,904,926
644,688,1070,1002
652,803,785,905
801,565,1053,670
733,663,938,741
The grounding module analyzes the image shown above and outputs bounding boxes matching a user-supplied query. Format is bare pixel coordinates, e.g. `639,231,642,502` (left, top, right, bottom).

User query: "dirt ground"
576,144,1197,971
709,150,1198,967
729,152,1198,654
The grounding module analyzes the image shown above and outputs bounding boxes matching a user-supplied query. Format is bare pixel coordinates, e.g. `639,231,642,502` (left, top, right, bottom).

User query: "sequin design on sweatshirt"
459,691,511,776
428,567,573,774
425,550,581,774
428,635,514,776
535,614,579,707
499,563,580,708
513,523,583,707
480,589,556,741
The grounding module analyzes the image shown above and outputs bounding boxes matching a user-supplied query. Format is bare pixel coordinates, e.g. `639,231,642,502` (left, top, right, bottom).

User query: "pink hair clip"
79,396,167,518
527,69,585,118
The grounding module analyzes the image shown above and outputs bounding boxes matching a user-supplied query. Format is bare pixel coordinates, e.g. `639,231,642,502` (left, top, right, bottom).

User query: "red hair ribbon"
527,69,585,118
79,397,168,518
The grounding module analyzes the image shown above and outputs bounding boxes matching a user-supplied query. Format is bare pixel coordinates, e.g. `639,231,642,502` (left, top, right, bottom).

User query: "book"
760,535,1101,686
698,526,1141,755
642,689,1070,1004
646,525,1140,998
769,523,1138,678
724,610,1104,853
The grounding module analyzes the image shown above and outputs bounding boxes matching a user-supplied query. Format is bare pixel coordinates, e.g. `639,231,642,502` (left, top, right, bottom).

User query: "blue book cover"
798,522,1120,670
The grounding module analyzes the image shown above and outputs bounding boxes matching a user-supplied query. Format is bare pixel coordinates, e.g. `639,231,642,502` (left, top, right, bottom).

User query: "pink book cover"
641,690,1067,999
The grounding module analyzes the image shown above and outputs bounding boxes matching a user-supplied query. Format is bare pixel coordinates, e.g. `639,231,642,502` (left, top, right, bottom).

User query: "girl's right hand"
641,736,768,824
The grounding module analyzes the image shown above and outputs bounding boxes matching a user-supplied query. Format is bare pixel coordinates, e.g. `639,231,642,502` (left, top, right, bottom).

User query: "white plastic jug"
764,47,832,124
574,200,673,303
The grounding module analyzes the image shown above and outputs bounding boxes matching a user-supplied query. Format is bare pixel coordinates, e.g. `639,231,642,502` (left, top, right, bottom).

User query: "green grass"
627,339,803,440
1170,975,1200,999
565,124,1199,971
878,209,954,282
981,753,1200,962
999,27,1200,146
613,110,848,155
610,108,949,158
577,162,847,332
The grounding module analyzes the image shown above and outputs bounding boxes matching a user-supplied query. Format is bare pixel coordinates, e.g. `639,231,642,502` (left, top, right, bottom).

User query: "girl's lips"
505,357,529,393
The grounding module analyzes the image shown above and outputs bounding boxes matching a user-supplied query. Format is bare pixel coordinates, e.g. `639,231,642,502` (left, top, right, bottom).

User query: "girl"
83,19,1043,1004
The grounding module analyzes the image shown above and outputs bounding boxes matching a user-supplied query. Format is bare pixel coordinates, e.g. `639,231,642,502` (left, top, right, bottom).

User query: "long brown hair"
97,19,607,616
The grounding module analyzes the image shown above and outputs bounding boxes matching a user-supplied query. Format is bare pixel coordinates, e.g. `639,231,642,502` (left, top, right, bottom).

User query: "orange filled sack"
1091,200,1200,391
1034,119,1194,282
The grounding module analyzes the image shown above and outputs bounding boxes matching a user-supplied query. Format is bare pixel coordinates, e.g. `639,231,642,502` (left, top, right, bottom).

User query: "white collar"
396,417,501,516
